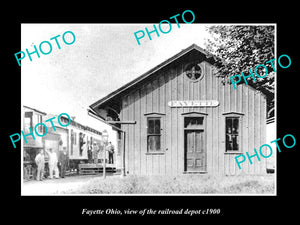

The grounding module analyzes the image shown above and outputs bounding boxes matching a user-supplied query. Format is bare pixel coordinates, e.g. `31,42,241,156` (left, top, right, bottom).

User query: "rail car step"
78,163,116,175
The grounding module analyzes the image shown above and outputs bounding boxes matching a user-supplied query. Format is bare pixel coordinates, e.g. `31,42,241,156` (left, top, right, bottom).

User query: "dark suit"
58,151,68,178
107,144,114,164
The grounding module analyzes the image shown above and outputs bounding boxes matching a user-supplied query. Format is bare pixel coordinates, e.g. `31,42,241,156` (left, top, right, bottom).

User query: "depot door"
184,130,206,172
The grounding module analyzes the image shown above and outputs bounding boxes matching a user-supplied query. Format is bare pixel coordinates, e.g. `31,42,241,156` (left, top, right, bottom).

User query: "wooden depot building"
89,44,267,176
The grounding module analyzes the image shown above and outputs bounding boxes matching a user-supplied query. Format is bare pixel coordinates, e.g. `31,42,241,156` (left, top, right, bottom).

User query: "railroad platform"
78,163,116,175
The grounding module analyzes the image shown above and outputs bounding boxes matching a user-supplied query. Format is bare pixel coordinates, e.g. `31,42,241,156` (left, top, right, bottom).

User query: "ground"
22,175,100,195
22,173,275,195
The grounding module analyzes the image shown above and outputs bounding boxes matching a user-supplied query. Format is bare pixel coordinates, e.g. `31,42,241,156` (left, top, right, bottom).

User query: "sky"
21,23,212,131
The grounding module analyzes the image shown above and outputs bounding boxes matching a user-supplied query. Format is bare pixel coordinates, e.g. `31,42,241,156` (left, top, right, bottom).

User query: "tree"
205,25,275,112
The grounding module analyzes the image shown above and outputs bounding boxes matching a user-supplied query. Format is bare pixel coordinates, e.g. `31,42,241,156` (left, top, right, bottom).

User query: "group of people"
35,148,68,181
34,142,115,181
87,141,115,164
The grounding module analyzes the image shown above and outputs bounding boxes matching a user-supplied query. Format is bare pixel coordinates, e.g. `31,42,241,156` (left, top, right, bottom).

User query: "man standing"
58,147,68,178
87,142,93,163
45,148,59,179
107,142,115,164
93,142,99,164
35,149,45,181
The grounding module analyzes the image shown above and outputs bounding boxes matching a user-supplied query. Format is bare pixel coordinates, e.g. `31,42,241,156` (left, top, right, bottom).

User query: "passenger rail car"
56,116,103,172
23,106,104,180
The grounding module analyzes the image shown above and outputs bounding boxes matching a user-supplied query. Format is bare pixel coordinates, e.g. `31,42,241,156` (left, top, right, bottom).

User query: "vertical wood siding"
120,58,266,175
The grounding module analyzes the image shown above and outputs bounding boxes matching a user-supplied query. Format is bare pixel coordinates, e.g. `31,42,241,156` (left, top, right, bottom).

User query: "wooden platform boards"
78,163,116,175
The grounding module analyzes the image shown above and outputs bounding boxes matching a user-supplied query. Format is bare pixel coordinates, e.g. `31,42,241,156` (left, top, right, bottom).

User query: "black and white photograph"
4,5,298,220
19,23,276,195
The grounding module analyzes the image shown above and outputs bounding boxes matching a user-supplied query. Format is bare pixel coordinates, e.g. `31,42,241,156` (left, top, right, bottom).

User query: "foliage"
205,25,275,110
61,174,275,194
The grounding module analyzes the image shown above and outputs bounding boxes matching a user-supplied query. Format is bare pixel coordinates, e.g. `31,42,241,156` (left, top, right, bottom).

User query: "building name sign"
168,100,219,107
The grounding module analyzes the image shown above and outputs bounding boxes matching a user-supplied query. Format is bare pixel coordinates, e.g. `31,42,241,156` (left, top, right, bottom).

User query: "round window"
185,63,202,81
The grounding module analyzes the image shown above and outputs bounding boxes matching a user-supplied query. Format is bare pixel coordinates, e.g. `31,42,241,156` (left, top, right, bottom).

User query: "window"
24,112,33,131
185,62,203,81
147,117,161,152
184,117,204,128
74,132,77,145
79,133,85,156
70,129,74,155
37,114,44,133
225,117,240,151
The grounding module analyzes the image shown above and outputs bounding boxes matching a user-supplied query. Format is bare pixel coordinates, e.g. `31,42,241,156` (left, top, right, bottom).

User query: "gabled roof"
90,44,216,110
23,105,47,115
